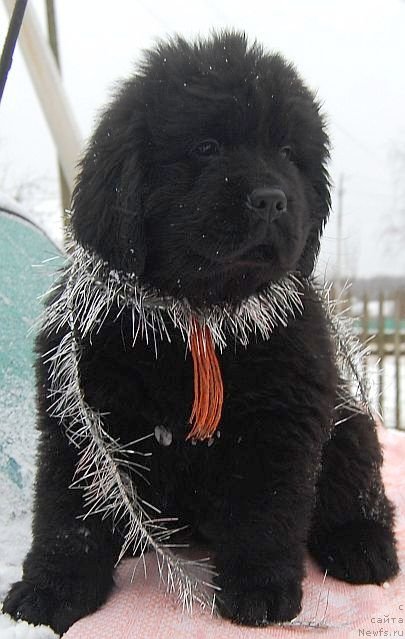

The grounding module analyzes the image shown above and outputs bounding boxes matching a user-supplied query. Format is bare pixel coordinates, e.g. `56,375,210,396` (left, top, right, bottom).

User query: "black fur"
3,32,398,634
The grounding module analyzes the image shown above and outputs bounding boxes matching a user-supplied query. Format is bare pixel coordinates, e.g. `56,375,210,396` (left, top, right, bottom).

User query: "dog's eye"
192,139,220,158
280,145,293,161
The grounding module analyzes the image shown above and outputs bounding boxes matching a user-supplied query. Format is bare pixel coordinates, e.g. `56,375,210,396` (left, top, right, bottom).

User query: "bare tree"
1,165,56,208
1,162,62,245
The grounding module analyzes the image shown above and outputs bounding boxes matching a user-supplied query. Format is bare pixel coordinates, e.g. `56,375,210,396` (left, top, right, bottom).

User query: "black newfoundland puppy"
4,32,398,634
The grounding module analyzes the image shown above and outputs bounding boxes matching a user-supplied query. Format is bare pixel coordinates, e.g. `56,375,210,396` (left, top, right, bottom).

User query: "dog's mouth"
198,247,269,269
218,247,271,270
193,224,290,271
190,228,303,288
203,250,294,280
194,219,273,267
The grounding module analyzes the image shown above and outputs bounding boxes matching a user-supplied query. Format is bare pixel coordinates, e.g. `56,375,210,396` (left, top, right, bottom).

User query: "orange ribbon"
187,320,224,441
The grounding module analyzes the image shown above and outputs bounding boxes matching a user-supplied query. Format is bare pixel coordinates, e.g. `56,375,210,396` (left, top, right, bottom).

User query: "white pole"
2,0,83,193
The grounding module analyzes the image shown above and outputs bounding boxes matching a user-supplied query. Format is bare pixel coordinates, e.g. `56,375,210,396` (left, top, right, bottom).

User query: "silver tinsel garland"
44,242,305,352
40,241,373,625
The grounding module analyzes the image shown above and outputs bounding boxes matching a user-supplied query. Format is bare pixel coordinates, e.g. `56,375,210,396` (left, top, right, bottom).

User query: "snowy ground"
0,379,58,638
0,616,57,639
0,196,60,637
0,484,59,639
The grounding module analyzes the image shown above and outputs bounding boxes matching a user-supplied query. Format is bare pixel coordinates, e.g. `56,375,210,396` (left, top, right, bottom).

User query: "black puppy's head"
72,32,330,307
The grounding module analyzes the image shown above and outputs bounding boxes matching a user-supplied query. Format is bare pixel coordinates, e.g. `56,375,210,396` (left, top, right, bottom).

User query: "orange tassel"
187,319,224,441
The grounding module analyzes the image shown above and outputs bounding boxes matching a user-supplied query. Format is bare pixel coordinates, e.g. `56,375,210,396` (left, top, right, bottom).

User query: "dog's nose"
248,188,287,222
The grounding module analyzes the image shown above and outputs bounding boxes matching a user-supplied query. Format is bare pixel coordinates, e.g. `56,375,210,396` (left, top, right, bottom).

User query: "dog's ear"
297,122,331,277
71,80,146,274
298,170,331,277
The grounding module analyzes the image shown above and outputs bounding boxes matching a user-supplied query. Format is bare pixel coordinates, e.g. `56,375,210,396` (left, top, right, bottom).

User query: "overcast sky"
0,0,404,279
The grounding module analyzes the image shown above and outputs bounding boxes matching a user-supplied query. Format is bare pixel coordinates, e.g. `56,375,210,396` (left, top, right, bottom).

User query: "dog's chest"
80,292,337,453
81,318,301,445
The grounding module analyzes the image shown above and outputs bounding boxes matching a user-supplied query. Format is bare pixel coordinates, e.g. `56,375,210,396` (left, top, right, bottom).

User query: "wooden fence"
349,291,405,430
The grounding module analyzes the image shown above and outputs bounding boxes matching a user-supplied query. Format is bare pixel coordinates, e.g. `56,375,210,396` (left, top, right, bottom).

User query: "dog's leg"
211,422,325,627
308,409,399,584
3,360,119,635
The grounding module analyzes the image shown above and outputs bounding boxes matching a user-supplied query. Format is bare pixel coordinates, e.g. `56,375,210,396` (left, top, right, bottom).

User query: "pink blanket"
65,427,405,638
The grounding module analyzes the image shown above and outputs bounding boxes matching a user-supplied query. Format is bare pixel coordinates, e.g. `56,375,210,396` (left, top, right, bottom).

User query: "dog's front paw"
309,520,399,584
3,578,104,636
216,578,302,626
3,580,56,629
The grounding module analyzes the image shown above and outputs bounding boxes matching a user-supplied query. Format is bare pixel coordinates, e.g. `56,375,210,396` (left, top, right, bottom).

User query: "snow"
0,383,58,638
0,197,60,637
0,614,57,639
0,378,36,595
